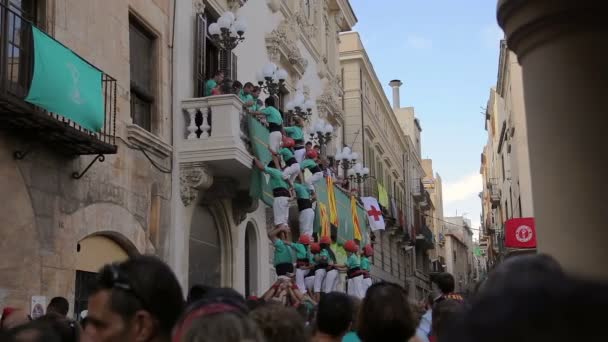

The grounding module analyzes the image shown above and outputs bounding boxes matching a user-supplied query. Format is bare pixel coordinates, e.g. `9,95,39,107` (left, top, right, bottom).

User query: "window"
518,196,522,217
129,18,156,132
505,200,509,221
3,0,40,24
501,154,506,180
74,270,97,320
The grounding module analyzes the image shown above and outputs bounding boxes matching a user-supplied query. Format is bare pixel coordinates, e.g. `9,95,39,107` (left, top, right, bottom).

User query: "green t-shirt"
319,248,335,264
264,166,289,190
274,239,293,265
239,90,254,106
279,147,295,161
342,332,361,342
293,243,308,260
261,106,283,125
249,97,261,112
360,256,370,271
284,126,304,141
204,79,217,97
309,252,316,266
347,254,360,269
300,159,317,171
294,183,311,200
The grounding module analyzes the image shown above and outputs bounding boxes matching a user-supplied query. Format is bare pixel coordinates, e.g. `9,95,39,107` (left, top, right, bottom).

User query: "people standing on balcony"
343,240,364,299
251,86,263,112
253,158,292,237
204,70,224,97
361,244,373,295
294,182,315,238
268,225,295,278
320,236,340,295
211,79,234,96
239,82,256,108
260,96,284,170
284,117,306,163
293,234,312,294
301,149,324,192
279,137,302,184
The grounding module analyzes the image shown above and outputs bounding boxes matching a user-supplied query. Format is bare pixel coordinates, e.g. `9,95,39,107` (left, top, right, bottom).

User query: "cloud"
481,24,504,49
443,173,482,203
406,34,433,50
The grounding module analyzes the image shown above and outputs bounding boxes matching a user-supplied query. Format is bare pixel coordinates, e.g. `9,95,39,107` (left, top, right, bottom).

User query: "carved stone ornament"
316,79,343,119
267,0,280,13
193,0,205,14
180,162,213,206
266,18,308,76
227,0,247,11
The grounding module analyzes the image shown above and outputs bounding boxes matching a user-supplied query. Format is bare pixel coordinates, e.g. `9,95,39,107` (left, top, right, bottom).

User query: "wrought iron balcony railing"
0,3,117,156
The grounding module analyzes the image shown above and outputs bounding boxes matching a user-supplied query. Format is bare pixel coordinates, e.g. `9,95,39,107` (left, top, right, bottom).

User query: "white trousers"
296,268,309,293
347,275,365,299
282,162,300,183
269,131,282,153
323,269,339,293
299,208,314,237
273,196,289,226
313,268,326,293
363,277,372,296
305,275,315,293
294,148,306,164
306,172,324,191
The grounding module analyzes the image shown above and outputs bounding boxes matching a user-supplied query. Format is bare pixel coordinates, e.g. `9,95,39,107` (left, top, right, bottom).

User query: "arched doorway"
74,234,133,318
189,206,222,288
244,222,258,297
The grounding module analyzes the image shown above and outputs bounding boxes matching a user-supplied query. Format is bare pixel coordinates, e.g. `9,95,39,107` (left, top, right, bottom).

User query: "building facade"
479,40,534,265
339,32,433,301
444,217,474,293
422,159,447,274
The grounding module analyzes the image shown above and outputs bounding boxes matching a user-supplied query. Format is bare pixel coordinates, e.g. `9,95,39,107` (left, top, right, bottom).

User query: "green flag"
25,27,104,132
248,116,274,206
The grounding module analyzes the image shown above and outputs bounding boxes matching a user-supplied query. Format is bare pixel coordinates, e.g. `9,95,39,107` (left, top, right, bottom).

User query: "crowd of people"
2,253,606,341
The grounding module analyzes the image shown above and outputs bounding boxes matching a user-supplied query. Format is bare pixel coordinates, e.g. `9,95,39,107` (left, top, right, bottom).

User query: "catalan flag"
351,195,362,241
319,202,331,238
327,177,339,227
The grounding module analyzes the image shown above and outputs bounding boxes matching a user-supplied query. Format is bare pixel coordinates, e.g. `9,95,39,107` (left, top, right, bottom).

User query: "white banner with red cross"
361,197,385,231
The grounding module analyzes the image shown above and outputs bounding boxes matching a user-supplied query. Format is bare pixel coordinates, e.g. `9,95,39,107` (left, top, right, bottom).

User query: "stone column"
498,0,608,280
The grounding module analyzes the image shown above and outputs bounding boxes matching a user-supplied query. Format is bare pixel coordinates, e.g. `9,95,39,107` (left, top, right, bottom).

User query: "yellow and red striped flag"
351,195,362,241
327,176,339,226
319,202,331,238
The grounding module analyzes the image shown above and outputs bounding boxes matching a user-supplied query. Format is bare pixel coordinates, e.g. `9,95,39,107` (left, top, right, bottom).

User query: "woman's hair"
181,311,264,342
357,282,416,342
250,303,307,342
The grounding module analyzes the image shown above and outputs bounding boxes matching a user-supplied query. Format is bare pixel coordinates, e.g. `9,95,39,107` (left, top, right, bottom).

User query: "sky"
349,0,503,234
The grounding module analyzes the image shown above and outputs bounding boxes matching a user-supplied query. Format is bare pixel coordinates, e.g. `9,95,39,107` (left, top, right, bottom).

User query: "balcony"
487,178,501,207
412,179,425,202
0,3,117,156
416,224,434,250
179,94,252,189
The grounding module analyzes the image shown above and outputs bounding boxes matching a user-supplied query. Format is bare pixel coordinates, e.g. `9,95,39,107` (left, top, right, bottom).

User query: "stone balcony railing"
179,94,253,191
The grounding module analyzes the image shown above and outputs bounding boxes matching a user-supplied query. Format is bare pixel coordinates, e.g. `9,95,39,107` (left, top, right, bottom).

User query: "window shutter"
219,49,230,78
194,13,207,97
231,51,238,81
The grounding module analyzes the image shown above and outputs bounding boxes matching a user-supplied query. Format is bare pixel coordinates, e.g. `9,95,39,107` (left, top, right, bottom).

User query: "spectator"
239,82,255,108
432,273,464,304
173,295,262,342
342,296,361,342
35,314,80,342
85,255,184,342
211,79,234,96
358,282,417,342
1,308,30,331
47,297,69,317
415,295,434,342
2,319,62,342
250,303,307,342
312,292,353,342
430,300,463,342
204,71,224,96
187,285,212,305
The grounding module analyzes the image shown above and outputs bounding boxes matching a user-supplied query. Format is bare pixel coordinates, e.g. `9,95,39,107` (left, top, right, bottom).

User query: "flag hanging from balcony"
505,217,536,248
377,182,389,208
318,202,331,238
326,176,339,227
351,195,362,241
25,27,104,132
361,197,385,231
248,116,274,207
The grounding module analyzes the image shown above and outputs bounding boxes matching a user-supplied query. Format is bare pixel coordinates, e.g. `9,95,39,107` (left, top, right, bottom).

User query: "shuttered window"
194,12,207,97
129,18,156,132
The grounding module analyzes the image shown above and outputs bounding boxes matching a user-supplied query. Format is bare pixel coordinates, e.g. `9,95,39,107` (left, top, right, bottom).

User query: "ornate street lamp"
346,162,371,194
208,12,247,51
335,146,358,172
308,119,334,148
285,92,314,121
256,62,288,96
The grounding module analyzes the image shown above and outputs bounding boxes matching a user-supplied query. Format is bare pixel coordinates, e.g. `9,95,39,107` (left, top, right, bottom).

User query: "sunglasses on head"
99,263,148,311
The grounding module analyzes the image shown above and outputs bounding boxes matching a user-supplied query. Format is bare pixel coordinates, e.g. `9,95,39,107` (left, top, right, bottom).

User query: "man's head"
433,272,456,295
85,256,184,342
250,303,306,342
187,285,212,305
243,82,254,94
315,292,353,338
305,142,313,150
47,297,69,317
264,96,276,108
213,70,224,82
232,80,243,92
252,86,261,98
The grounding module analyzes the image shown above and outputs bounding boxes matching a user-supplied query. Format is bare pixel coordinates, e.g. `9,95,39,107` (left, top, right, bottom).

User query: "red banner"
505,217,536,248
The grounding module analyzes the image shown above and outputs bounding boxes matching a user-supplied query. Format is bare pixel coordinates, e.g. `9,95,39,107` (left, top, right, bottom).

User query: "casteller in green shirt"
279,147,295,162
346,253,360,269
361,256,370,271
261,106,283,125
294,183,311,200
284,126,304,141
204,79,217,97
274,239,294,266
293,242,309,260
264,166,290,190
300,159,318,171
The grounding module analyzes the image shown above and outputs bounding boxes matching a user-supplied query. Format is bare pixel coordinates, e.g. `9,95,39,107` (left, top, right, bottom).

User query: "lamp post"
307,119,334,153
347,162,371,194
285,92,314,121
208,12,246,75
256,62,288,96
335,146,358,174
